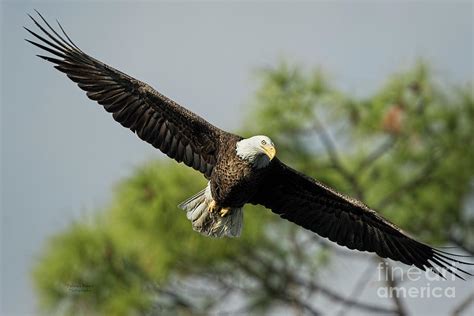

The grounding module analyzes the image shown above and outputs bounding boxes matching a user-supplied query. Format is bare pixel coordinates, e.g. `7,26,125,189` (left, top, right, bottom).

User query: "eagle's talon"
220,208,231,217
208,200,216,213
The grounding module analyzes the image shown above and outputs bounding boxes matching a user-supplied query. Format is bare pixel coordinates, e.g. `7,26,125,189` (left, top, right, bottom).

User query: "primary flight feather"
26,11,472,279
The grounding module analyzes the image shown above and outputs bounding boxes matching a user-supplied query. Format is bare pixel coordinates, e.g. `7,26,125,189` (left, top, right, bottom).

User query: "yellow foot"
219,208,231,217
208,200,216,213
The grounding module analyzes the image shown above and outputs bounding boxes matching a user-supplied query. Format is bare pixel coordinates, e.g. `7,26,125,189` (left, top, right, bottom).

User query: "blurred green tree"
33,62,474,315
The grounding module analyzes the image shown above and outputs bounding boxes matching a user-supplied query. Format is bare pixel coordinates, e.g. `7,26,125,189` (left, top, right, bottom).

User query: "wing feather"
252,160,473,279
26,11,231,178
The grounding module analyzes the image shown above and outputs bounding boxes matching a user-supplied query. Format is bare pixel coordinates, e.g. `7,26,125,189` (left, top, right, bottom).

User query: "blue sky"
1,1,473,315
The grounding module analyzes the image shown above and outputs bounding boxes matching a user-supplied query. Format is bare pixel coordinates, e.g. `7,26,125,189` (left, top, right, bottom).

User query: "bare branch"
451,291,474,316
310,116,365,200
376,157,439,209
357,136,397,172
449,235,474,256
378,258,408,316
230,255,320,315
236,250,396,315
336,260,377,316
150,286,196,311
281,294,321,316
290,273,396,314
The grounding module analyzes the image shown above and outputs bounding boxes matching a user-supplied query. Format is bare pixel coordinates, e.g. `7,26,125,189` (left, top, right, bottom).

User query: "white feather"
236,135,274,168
179,182,243,238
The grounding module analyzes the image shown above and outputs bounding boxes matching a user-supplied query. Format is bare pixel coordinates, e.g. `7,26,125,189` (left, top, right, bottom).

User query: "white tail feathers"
178,183,243,238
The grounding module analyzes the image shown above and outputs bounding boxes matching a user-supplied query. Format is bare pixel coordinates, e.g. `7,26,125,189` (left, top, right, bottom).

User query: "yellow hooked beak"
262,144,276,160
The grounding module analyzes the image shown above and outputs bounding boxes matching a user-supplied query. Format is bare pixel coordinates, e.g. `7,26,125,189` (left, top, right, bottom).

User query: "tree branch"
448,235,474,256
378,258,408,316
357,136,397,172
310,116,364,200
235,250,397,315
290,273,396,314
376,157,439,209
336,260,377,316
231,255,321,316
451,291,474,316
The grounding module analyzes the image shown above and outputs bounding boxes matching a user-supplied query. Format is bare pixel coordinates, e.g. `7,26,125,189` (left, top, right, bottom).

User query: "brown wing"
25,11,231,178
251,159,473,279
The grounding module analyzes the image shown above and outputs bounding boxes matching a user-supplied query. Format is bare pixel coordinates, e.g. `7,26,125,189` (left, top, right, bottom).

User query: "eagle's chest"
211,153,265,207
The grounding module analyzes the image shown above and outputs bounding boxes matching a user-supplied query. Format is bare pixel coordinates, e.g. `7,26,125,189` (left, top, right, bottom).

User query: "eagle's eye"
261,140,267,145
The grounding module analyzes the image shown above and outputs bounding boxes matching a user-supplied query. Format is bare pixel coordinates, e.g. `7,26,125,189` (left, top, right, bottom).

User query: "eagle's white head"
236,135,276,169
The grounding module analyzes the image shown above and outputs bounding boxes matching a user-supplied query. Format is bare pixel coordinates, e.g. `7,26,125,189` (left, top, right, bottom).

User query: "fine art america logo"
376,262,456,299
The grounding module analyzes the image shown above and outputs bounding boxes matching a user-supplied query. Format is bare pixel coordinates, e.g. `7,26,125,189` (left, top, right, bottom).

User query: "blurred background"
1,1,473,315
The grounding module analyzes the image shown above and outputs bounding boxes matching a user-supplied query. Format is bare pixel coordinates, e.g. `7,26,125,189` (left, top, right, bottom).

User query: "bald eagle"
26,11,472,279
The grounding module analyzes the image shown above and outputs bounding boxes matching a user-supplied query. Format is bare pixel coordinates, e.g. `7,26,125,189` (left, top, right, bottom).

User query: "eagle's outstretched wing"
25,11,230,178
251,159,473,279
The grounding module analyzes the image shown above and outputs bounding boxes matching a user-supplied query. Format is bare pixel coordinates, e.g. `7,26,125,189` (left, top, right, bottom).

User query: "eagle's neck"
235,139,271,169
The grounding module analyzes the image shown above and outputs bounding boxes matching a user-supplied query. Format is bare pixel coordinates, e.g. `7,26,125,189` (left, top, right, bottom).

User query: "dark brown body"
210,134,270,208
